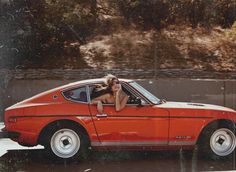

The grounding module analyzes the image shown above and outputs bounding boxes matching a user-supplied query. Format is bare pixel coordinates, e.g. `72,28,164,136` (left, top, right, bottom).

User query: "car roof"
65,78,133,87
10,78,134,106
43,78,134,94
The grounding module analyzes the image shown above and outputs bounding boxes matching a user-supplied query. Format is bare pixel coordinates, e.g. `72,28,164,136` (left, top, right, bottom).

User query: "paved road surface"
1,122,236,172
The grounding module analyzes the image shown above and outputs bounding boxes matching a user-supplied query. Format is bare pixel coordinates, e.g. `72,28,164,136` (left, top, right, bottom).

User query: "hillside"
80,25,236,71
0,0,235,71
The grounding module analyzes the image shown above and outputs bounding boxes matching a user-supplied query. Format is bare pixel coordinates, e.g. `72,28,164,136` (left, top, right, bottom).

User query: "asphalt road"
1,144,236,172
1,123,236,172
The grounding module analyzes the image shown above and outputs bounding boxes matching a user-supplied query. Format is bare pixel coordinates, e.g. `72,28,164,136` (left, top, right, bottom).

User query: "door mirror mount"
136,97,143,107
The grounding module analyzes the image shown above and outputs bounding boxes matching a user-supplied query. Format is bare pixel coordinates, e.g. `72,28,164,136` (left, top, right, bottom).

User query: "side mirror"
136,97,143,107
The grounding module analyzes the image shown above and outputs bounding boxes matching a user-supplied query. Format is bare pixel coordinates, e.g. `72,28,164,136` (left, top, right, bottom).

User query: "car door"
88,83,170,148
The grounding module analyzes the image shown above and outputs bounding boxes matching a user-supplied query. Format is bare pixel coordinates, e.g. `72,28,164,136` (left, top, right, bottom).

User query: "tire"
198,123,236,160
44,123,90,161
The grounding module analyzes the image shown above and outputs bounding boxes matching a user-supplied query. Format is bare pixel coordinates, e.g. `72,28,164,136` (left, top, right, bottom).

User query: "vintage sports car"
2,78,236,160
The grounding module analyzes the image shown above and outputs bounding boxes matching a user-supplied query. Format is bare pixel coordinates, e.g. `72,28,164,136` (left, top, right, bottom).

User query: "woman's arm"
91,94,108,113
115,90,129,111
91,93,109,103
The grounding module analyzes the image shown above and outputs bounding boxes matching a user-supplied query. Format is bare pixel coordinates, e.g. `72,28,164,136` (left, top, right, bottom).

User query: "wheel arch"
37,119,90,146
196,118,236,144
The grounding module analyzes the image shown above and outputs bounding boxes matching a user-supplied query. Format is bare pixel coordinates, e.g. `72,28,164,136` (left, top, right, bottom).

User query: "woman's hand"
117,84,122,92
114,84,122,94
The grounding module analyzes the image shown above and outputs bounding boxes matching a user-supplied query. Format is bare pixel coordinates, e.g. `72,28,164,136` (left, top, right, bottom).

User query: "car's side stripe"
11,114,212,119
96,116,212,119
170,116,212,119
11,115,91,118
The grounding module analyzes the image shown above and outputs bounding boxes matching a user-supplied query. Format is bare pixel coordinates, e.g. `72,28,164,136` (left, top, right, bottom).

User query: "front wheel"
210,128,236,157
198,126,236,159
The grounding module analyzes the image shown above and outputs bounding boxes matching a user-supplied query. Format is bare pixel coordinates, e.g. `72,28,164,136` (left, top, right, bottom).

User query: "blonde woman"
91,74,129,113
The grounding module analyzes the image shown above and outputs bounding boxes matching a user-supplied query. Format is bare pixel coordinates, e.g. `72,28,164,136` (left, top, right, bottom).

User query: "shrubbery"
111,0,236,29
0,0,235,69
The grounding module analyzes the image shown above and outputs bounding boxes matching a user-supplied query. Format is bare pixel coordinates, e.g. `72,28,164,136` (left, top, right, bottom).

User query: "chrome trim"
168,141,196,146
91,141,168,147
96,114,108,118
91,140,196,147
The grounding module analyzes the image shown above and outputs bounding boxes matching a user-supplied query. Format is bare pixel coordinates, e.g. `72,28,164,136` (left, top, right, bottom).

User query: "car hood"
156,101,235,113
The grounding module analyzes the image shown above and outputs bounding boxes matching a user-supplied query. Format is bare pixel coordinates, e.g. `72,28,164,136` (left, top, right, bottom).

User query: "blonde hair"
104,74,118,87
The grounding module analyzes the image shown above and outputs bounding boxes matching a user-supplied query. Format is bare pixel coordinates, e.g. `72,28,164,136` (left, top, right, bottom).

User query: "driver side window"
89,84,110,104
89,83,147,105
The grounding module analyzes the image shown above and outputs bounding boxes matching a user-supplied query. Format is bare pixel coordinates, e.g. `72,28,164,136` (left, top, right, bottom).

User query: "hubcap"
210,128,236,156
50,129,80,158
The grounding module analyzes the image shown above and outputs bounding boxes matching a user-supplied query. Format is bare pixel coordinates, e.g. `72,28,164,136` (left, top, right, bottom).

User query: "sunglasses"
113,80,120,85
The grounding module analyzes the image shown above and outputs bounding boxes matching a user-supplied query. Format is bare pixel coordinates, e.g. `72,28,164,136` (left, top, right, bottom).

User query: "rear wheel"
198,124,236,159
50,128,81,159
44,123,90,161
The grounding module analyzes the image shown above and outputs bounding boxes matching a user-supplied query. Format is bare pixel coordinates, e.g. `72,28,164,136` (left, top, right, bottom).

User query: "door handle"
96,114,108,118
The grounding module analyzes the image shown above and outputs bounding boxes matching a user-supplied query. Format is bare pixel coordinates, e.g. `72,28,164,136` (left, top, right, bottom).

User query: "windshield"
129,82,160,104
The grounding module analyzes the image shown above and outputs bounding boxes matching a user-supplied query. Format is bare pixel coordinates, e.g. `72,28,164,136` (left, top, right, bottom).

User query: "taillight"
8,117,17,123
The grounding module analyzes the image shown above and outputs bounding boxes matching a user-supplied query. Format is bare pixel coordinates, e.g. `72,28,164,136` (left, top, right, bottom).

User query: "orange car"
1,78,236,160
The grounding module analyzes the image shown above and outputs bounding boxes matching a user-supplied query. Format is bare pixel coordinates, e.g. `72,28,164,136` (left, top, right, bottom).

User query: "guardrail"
0,69,235,121
0,69,236,80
